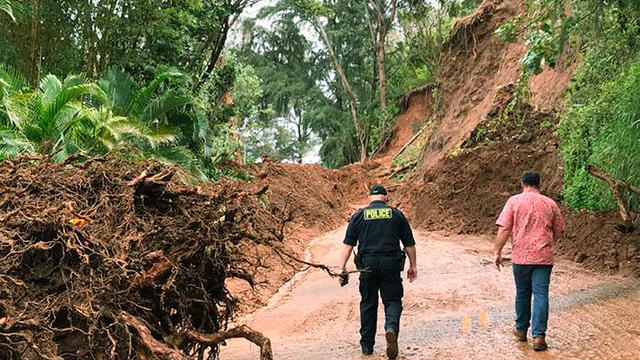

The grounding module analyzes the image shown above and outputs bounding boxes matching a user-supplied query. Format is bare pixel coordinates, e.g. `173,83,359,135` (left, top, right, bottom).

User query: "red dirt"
222,160,349,312
389,0,639,275
378,87,434,161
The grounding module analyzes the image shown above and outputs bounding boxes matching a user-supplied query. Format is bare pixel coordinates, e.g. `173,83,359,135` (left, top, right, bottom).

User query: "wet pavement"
220,226,640,360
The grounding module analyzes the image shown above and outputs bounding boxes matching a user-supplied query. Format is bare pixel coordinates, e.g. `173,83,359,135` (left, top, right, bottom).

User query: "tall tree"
367,0,397,110
286,0,370,161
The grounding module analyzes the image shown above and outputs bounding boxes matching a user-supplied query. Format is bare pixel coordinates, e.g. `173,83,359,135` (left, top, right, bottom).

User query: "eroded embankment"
376,0,639,275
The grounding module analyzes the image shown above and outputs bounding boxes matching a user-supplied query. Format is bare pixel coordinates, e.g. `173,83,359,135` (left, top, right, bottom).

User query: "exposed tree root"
0,156,305,359
188,325,273,360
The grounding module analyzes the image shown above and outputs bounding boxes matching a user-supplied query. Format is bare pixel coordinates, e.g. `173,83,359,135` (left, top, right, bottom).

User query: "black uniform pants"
358,255,404,349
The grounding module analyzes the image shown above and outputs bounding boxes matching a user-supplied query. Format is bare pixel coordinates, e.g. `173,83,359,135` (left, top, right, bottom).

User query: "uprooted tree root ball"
0,156,286,359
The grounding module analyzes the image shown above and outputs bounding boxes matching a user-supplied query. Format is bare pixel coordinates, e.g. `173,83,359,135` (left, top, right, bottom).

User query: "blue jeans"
512,264,552,338
358,256,403,350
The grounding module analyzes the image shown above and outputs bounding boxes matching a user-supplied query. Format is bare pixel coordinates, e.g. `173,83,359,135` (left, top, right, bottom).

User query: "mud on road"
221,226,640,360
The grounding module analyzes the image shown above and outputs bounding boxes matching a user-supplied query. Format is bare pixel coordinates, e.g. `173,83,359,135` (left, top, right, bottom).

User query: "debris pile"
0,156,285,359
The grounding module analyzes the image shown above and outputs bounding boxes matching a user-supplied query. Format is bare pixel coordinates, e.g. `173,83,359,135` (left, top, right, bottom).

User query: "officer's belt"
358,250,402,257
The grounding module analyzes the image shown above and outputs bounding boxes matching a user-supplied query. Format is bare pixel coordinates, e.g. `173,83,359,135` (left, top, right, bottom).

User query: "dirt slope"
382,0,639,275
223,160,350,311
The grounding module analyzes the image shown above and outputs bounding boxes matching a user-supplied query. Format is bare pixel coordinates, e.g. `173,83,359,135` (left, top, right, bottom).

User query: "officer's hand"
338,268,349,287
407,266,417,282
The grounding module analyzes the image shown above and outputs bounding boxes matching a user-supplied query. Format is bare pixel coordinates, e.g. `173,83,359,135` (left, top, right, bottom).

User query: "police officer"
338,185,417,359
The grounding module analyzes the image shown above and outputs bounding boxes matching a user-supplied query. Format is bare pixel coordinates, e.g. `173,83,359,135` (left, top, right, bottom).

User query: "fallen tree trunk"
386,161,418,179
392,126,427,161
587,165,639,232
188,325,273,360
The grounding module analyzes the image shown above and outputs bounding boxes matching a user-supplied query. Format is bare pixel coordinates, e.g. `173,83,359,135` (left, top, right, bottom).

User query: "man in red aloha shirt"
493,171,565,351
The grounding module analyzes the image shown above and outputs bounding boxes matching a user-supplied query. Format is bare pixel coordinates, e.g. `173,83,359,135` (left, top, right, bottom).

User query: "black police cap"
369,185,388,196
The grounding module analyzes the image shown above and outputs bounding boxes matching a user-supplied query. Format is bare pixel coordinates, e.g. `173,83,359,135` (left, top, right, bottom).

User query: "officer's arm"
338,244,354,270
340,212,359,269
406,245,417,270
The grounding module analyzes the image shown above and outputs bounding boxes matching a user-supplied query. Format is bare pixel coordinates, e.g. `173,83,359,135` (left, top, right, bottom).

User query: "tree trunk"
315,19,367,162
29,0,41,87
587,165,639,233
377,32,387,110
196,18,231,90
224,86,244,164
85,8,96,78
371,0,397,111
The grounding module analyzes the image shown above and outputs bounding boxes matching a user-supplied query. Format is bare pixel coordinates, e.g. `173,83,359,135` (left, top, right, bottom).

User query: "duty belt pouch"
398,249,407,271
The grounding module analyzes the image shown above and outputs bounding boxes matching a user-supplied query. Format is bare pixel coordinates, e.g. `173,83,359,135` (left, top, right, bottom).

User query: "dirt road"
220,226,640,360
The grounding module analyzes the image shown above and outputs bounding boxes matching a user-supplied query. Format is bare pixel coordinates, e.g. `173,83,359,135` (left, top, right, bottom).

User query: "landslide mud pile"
0,157,296,359
391,0,638,274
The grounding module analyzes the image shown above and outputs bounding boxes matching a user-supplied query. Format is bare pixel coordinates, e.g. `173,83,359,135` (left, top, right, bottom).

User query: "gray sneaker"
385,330,398,359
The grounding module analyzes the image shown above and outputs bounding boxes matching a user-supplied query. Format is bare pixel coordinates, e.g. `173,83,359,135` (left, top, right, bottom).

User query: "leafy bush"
560,53,640,211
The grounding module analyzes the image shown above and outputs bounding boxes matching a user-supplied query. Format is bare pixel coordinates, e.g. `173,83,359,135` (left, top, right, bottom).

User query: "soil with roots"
0,156,345,360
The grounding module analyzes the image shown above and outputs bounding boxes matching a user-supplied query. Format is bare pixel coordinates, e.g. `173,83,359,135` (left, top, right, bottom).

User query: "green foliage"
0,0,255,83
235,0,480,167
0,64,254,181
560,54,640,211
0,0,14,21
392,140,422,168
493,0,640,211
494,0,576,77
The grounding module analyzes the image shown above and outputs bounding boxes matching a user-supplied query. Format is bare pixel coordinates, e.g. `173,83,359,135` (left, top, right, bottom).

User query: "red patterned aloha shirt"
496,188,565,265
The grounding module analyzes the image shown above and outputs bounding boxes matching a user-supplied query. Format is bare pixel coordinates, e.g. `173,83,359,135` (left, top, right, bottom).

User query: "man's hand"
339,268,349,287
494,253,503,271
407,266,417,282
493,226,510,272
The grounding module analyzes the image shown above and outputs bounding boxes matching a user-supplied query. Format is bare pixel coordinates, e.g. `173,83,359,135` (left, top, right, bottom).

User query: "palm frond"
0,64,26,93
140,91,192,123
98,67,136,115
132,68,184,114
143,124,180,149
0,0,15,22
39,74,63,108
42,83,105,134
150,145,208,181
0,127,35,159
1,92,30,129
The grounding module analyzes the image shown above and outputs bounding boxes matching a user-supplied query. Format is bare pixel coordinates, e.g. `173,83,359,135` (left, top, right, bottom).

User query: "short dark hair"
521,171,541,187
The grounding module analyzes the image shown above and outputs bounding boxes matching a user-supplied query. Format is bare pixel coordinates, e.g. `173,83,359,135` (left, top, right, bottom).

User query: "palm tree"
0,65,216,180
98,67,208,179
0,67,150,161
0,64,34,158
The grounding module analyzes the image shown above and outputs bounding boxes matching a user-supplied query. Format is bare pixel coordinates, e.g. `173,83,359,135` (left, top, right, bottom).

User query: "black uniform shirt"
343,200,415,254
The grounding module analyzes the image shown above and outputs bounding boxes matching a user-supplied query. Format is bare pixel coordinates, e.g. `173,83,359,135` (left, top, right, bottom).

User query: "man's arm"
493,226,511,271
396,210,418,282
405,245,417,282
552,205,565,241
